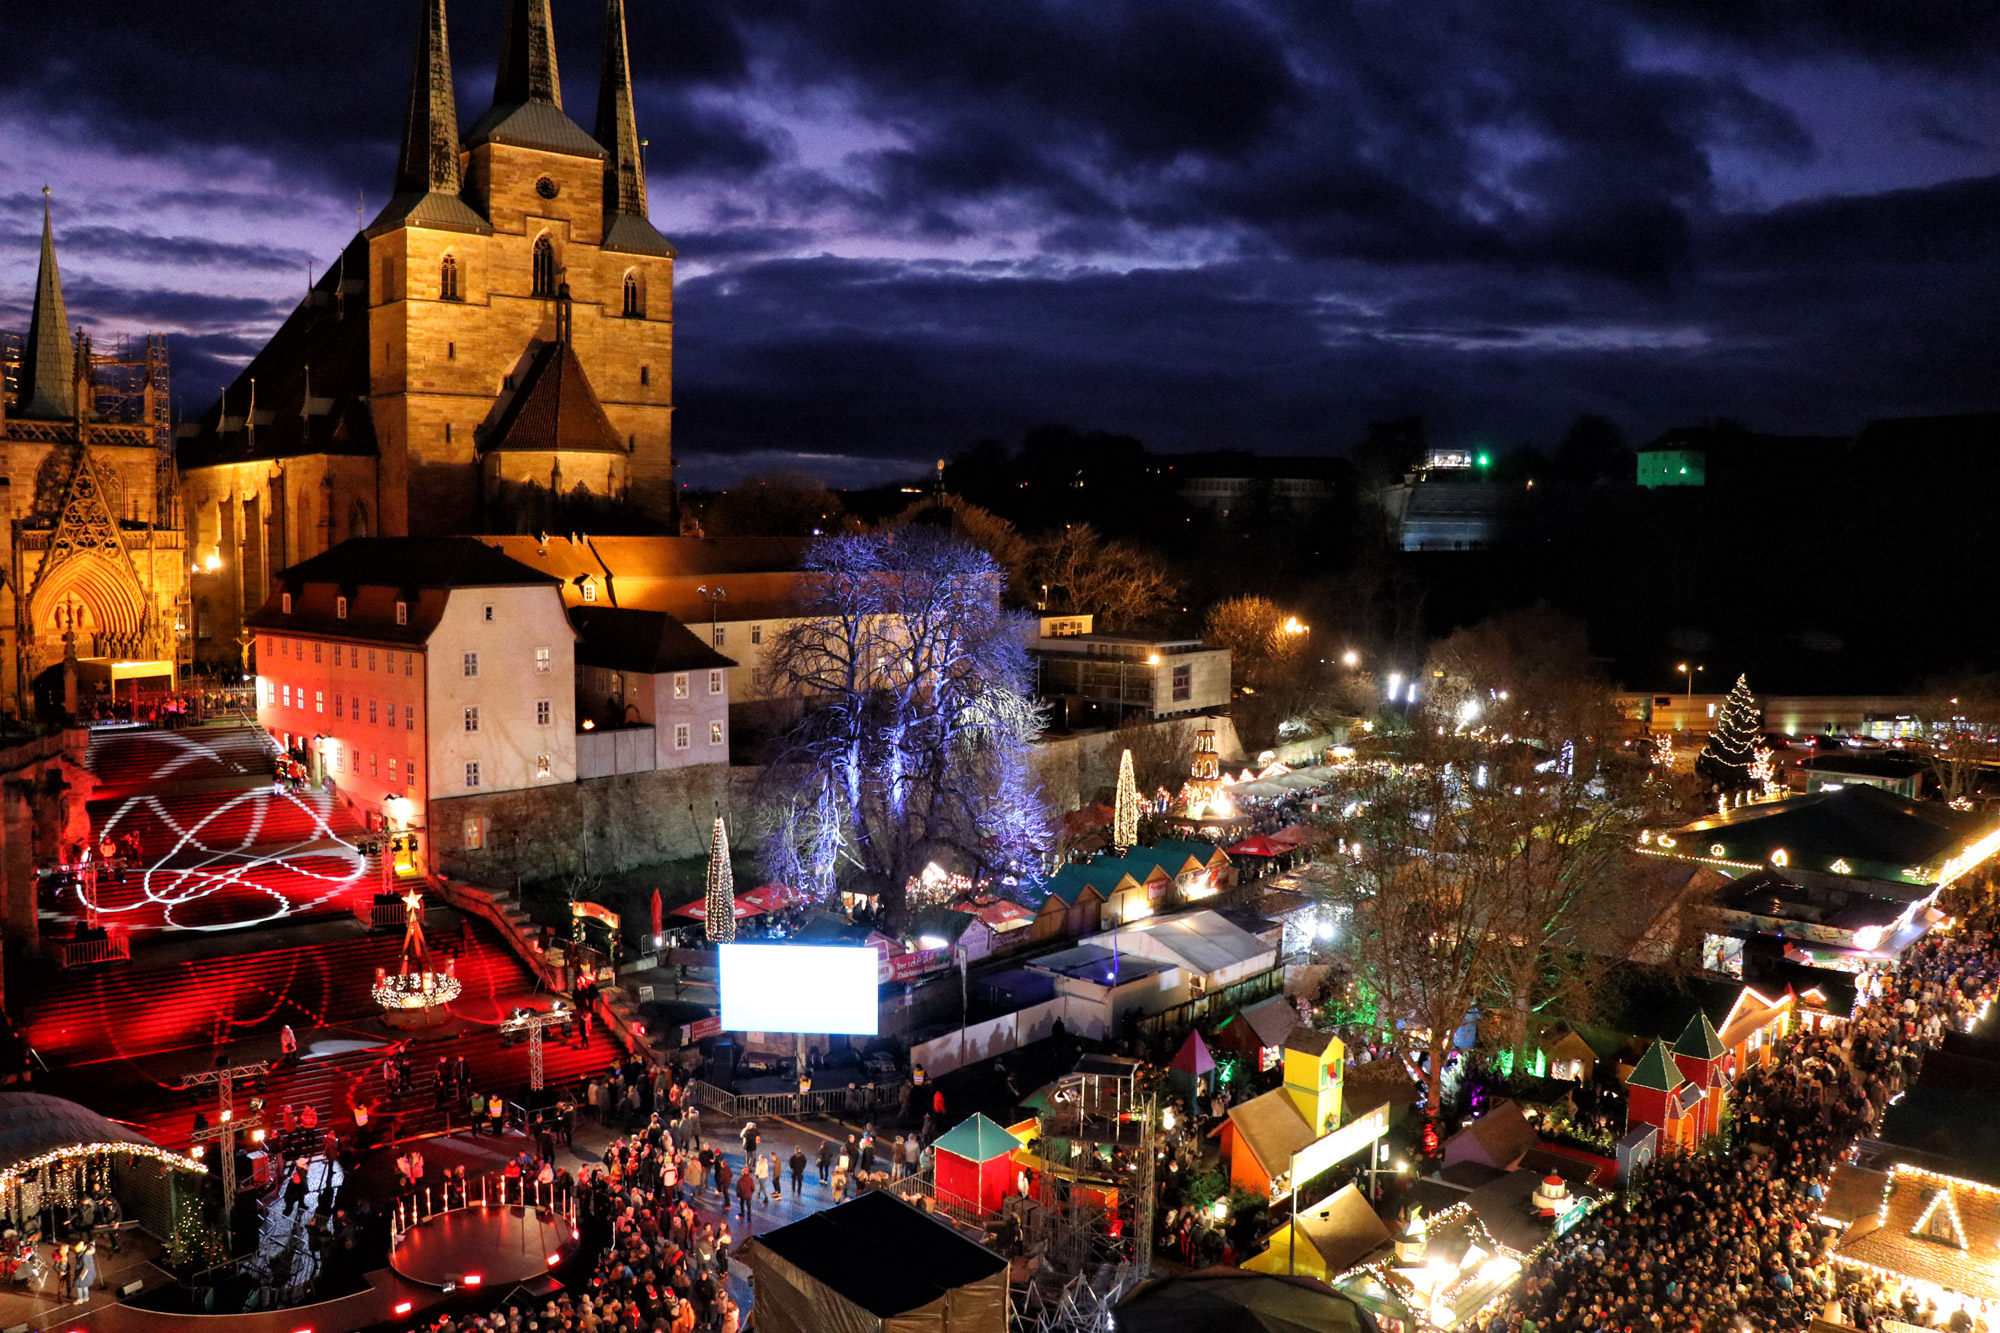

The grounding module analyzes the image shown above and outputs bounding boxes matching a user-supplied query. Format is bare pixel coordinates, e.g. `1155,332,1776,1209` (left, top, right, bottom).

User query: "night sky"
6,1,2000,486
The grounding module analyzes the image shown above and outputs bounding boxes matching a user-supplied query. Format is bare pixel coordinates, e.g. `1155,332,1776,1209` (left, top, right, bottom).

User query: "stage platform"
390,1204,579,1289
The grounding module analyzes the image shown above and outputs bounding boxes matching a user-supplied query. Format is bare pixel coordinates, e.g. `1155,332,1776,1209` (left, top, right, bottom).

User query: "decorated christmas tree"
1112,749,1138,854
704,816,736,944
1697,674,1761,791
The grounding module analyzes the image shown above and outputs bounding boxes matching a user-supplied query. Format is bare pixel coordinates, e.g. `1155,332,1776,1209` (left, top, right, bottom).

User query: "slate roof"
466,99,607,158
1675,1011,1726,1060
482,338,627,455
602,211,678,258
1287,1182,1393,1274
1226,1087,1318,1176
366,189,493,239
1234,995,1303,1049
568,606,733,674
753,1190,1006,1318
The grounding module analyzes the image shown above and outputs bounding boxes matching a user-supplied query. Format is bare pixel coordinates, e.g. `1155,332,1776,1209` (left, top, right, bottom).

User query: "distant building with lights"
1029,626,1231,726
1635,447,1705,487
1164,452,1342,518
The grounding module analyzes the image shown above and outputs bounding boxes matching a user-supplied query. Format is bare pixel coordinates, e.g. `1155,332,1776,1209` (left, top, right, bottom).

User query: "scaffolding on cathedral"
1,331,177,520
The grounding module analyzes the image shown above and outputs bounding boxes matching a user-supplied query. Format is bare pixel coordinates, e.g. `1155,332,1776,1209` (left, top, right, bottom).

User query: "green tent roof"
932,1113,1020,1164
1674,1010,1725,1061
1627,1039,1682,1092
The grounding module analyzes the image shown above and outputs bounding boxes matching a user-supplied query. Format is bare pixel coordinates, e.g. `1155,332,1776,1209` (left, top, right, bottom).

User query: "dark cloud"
4,0,1999,469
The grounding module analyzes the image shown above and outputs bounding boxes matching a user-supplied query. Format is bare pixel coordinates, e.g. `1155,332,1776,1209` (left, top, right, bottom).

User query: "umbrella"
739,882,812,912
649,888,663,938
1226,836,1291,858
670,898,765,921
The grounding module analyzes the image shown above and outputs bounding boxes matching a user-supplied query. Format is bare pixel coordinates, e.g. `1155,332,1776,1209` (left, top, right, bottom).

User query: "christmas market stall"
0,1091,205,1240
1824,1163,2000,1328
931,1114,1023,1216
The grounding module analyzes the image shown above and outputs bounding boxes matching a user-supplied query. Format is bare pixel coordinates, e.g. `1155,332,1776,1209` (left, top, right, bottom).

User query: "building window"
712,626,725,649
708,670,723,695
394,600,408,626
464,762,481,790
639,365,650,386
406,767,417,790
444,422,452,444
710,721,724,746
314,642,323,663
405,653,414,676
463,652,478,678
532,235,556,297
388,757,397,784
282,684,292,707
464,706,479,733
447,342,456,360
334,694,343,718
336,595,348,619
368,699,379,725
1171,662,1191,704
536,699,552,726
622,271,644,317
609,672,623,698
674,724,690,750
281,592,292,614
536,754,552,779
463,815,485,848
351,695,360,719
404,704,415,730
750,624,762,645
483,604,494,622
440,254,460,301
315,690,324,714
535,646,551,673
368,649,377,671
368,752,378,778
673,673,689,700
580,580,596,603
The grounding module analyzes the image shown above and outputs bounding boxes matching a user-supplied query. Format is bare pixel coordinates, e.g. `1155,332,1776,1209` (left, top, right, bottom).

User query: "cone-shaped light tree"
1113,749,1138,854
704,816,736,943
1697,674,1761,792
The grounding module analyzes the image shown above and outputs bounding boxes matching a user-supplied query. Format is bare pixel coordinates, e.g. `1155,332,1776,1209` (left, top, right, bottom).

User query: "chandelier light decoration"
1176,726,1237,822
1113,748,1138,854
705,816,736,944
373,888,461,1015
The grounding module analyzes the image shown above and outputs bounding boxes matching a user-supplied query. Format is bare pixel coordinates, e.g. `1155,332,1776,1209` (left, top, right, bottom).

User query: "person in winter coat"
735,1165,756,1220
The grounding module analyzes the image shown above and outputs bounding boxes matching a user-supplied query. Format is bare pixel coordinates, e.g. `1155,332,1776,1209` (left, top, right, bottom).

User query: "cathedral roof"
465,99,605,159
482,335,628,457
18,195,75,421
368,0,494,240
467,0,604,160
366,190,494,239
177,237,379,469
601,212,678,259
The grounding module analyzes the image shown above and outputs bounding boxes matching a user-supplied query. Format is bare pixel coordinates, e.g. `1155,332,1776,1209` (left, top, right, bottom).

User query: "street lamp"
695,584,727,646
1676,662,1704,701
1341,650,1360,668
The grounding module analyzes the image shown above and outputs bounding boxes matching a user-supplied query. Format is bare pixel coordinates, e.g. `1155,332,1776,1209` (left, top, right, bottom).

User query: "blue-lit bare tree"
758,528,1051,929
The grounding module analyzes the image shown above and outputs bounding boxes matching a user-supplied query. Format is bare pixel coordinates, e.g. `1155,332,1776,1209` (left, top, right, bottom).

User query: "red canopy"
670,897,766,921
1266,824,1323,850
1225,835,1290,858
739,882,813,912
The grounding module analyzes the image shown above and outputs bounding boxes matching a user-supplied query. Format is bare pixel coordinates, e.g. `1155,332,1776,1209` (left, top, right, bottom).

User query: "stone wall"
429,761,761,885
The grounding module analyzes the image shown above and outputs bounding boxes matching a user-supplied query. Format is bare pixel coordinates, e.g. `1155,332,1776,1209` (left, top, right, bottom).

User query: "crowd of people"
1472,911,2000,1333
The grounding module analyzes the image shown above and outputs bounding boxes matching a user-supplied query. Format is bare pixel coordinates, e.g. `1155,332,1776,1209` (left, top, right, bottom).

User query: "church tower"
177,0,678,667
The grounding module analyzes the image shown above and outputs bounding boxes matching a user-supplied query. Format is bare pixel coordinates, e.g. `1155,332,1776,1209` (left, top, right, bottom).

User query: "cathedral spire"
19,188,76,422
595,0,646,219
495,0,561,108
396,0,462,197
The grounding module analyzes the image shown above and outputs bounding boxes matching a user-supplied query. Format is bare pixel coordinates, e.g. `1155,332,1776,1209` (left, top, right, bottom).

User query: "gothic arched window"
532,236,557,298
440,254,460,301
349,499,372,540
622,271,644,318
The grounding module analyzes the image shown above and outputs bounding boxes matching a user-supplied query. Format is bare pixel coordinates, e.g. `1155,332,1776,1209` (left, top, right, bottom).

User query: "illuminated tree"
758,529,1052,929
1112,748,1138,854
704,816,735,944
1697,674,1761,792
1027,524,1174,629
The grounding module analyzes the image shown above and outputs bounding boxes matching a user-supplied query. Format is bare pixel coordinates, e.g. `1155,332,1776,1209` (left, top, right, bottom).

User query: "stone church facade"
178,0,677,668
0,201,185,714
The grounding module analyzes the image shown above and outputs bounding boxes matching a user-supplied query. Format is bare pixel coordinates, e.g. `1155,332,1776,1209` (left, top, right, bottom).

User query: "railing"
1135,964,1285,1041
389,1168,577,1245
57,926,130,968
688,1078,900,1121
886,1169,989,1228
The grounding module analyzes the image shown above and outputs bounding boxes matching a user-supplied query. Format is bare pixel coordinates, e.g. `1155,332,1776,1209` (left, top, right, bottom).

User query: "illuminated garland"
1113,749,1138,855
0,1141,208,1186
705,816,735,944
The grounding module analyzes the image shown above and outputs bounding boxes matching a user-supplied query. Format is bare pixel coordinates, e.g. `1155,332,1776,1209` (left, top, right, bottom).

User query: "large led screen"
718,943,880,1035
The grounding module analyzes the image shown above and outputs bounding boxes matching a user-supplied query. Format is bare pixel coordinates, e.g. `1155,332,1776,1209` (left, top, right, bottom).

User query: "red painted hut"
932,1114,1020,1215
1168,1029,1216,1104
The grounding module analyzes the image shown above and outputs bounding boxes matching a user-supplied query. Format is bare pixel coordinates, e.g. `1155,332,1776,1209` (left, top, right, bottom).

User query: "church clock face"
535,176,560,200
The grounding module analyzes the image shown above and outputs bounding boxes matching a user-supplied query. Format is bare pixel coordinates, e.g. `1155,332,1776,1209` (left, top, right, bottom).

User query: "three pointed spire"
19,189,75,422
595,0,647,219
495,0,562,108
395,0,463,197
